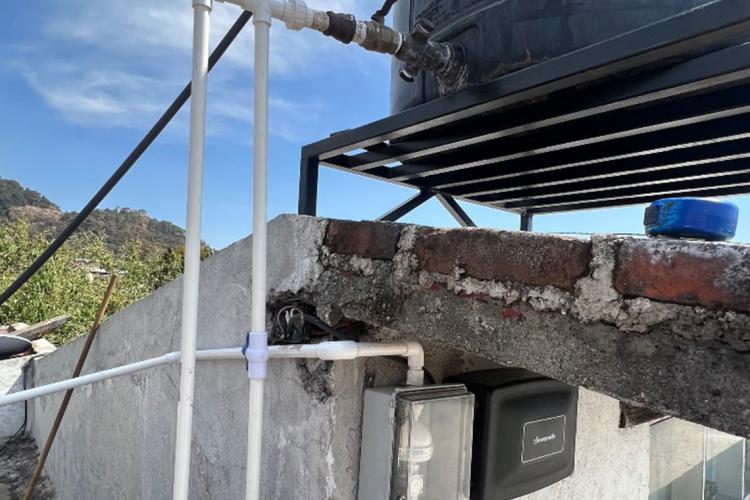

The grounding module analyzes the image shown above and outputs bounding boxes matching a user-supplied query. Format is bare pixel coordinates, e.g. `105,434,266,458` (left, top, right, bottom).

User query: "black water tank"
390,0,712,113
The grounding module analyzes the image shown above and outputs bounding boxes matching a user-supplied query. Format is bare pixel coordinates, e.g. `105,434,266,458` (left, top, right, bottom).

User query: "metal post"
520,212,534,231
298,153,319,216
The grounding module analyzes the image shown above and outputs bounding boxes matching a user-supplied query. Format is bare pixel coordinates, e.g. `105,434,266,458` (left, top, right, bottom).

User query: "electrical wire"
0,10,253,308
302,314,357,341
271,304,435,381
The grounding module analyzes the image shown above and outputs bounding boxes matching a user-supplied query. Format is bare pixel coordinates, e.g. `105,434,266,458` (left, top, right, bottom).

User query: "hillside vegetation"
0,178,184,253
0,178,209,344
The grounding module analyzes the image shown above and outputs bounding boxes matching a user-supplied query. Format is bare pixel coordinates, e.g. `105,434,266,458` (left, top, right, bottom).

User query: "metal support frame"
436,193,476,227
520,212,533,232
297,1,750,222
378,190,434,222
298,153,319,216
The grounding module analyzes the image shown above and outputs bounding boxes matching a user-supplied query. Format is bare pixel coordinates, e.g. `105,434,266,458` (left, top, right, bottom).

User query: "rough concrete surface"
29,215,366,500
312,219,750,438
26,215,750,499
0,358,30,439
0,341,54,439
0,435,55,500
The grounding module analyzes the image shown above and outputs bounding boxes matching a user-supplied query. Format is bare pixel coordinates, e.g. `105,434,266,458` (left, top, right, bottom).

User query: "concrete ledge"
615,238,750,312
310,218,750,437
26,215,750,500
412,227,591,290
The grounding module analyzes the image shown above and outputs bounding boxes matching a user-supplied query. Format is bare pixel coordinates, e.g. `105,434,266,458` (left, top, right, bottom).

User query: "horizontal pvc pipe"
0,341,425,408
0,352,180,407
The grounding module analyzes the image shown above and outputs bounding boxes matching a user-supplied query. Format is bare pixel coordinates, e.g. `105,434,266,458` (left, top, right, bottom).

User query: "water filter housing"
447,369,578,500
358,384,475,500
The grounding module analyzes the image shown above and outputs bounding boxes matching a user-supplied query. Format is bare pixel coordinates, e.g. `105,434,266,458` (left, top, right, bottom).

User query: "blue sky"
2,1,749,249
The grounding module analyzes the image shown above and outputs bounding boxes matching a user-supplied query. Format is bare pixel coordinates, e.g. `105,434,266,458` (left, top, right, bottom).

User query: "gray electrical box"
358,384,475,500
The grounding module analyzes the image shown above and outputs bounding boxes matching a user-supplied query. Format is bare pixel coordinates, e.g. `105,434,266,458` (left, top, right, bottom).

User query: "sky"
1,0,749,249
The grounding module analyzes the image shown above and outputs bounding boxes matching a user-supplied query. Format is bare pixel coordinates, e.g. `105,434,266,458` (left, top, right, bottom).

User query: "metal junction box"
447,369,578,500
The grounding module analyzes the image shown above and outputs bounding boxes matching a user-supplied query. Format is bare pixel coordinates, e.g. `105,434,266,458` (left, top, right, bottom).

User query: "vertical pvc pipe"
173,1,211,499
246,6,271,500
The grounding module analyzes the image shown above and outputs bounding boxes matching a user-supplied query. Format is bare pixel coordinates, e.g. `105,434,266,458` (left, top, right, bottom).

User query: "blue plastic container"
643,198,738,241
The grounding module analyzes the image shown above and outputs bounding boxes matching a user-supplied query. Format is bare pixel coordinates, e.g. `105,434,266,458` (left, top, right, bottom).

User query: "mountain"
0,178,185,253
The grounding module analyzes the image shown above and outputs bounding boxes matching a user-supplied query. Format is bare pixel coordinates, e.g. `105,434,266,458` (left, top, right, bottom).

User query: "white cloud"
14,62,170,128
8,0,385,141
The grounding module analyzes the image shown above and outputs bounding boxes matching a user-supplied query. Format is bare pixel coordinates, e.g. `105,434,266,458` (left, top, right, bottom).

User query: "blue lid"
644,198,738,241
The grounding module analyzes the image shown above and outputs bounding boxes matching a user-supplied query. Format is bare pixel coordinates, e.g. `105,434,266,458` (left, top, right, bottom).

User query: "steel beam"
502,174,750,211
378,190,434,222
520,213,534,232
465,146,750,204
298,154,319,216
435,194,476,227
436,112,750,194
387,73,750,184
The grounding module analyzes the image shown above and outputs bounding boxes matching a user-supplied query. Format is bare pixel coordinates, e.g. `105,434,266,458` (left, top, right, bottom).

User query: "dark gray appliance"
447,368,578,499
391,0,713,113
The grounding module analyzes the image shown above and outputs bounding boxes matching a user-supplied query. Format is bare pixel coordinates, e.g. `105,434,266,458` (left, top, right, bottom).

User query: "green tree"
0,222,198,345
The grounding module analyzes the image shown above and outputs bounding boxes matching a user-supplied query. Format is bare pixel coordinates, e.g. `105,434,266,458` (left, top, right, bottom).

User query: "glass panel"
704,428,745,500
650,419,748,500
649,419,705,500
390,391,474,500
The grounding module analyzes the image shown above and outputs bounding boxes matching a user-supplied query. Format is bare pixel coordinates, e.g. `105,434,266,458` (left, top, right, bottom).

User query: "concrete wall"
28,216,374,500
0,356,30,438
28,215,653,499
0,340,54,438
522,389,650,500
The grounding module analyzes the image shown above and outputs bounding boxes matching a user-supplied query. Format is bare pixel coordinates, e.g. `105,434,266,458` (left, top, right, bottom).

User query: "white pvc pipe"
0,353,179,407
246,379,264,500
173,1,212,499
246,6,272,499
0,342,424,407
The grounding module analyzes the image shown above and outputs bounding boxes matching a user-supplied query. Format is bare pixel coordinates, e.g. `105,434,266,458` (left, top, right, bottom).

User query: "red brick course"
413,228,592,290
324,219,402,260
614,239,750,313
324,218,750,313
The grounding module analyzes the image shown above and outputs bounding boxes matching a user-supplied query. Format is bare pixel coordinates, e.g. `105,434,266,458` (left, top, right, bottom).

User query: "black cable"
302,314,357,341
371,0,400,24
0,10,253,308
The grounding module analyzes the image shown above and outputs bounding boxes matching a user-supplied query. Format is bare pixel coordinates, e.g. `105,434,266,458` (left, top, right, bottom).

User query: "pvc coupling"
243,331,269,379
